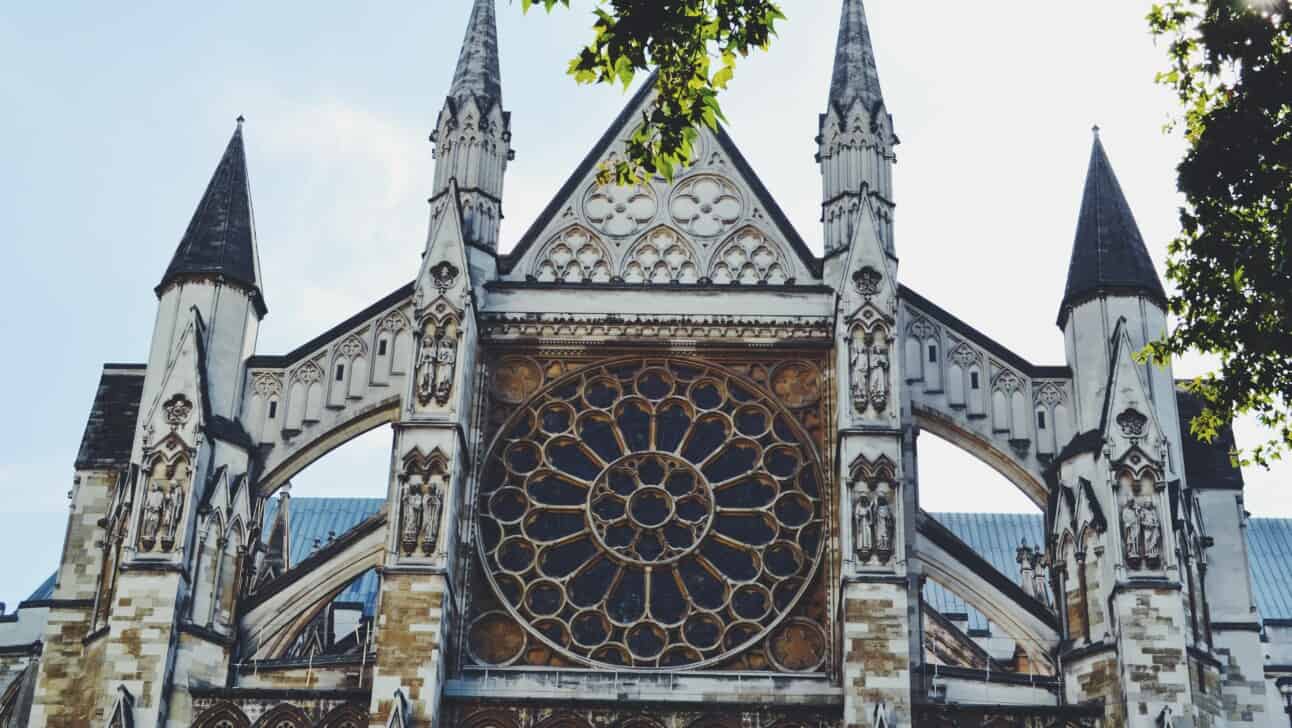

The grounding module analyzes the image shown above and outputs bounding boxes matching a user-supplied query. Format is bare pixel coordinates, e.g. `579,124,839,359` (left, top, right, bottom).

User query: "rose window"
476,358,825,670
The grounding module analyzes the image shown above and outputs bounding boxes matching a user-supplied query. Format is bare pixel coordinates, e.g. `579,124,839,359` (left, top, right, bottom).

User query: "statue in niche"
140,482,165,550
1030,549,1050,607
1122,498,1143,566
875,495,895,561
415,320,459,408
868,333,890,412
421,476,444,555
849,333,869,413
433,326,457,406
400,482,423,556
1140,500,1162,566
852,487,873,561
160,480,184,548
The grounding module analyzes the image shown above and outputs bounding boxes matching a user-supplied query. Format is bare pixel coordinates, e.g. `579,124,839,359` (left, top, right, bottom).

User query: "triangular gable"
837,196,897,317
385,689,410,728
501,76,819,282
1099,319,1166,465
416,178,473,311
137,308,208,457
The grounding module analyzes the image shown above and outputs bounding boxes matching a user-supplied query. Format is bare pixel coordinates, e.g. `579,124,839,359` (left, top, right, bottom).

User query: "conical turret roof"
1058,130,1166,324
159,119,265,315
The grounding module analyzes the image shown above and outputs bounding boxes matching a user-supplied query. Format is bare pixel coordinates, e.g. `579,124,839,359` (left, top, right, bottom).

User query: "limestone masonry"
3,1,1290,726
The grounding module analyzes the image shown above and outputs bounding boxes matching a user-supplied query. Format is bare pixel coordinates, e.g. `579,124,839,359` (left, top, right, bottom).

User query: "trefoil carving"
429,260,460,295
852,265,882,298
1116,407,1148,440
163,394,193,430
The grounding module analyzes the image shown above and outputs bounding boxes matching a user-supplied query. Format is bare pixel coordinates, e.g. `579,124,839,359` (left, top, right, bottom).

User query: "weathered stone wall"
1213,629,1268,726
1187,656,1224,728
234,662,371,691
1065,649,1126,727
1113,587,1193,725
166,633,232,727
366,571,449,727
841,580,909,728
94,570,182,726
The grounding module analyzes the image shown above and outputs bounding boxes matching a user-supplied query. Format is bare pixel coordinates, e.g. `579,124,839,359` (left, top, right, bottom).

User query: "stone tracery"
475,357,826,669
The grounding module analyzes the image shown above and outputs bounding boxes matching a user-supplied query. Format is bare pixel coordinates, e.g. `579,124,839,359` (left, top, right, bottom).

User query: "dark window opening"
335,364,345,382
1036,411,1047,429
267,401,278,419
927,345,937,363
970,372,980,389
378,339,388,356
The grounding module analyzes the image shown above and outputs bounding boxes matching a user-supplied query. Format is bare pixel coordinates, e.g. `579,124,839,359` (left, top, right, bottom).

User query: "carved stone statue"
400,483,423,555
850,335,868,413
1122,499,1142,565
415,334,437,407
867,334,890,413
433,328,457,406
422,478,444,555
1140,501,1162,566
140,482,165,549
875,496,894,560
161,480,184,547
1030,550,1049,607
853,488,873,560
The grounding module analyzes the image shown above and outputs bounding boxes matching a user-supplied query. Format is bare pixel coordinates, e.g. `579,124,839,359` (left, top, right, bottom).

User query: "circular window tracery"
476,358,825,670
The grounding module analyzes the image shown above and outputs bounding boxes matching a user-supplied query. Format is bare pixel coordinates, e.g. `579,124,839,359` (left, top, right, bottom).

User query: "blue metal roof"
16,503,1292,631
261,496,384,615
923,513,1049,632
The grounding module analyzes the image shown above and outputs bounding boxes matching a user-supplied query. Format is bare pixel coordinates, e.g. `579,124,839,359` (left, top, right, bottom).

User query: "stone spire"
1057,129,1167,326
448,0,502,110
828,0,885,117
431,0,513,252
158,118,265,316
818,0,897,257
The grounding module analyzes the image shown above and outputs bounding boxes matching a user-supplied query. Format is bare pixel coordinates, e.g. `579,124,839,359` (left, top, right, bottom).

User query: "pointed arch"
193,703,251,728
532,225,612,283
708,225,790,284
252,703,310,728
620,226,700,283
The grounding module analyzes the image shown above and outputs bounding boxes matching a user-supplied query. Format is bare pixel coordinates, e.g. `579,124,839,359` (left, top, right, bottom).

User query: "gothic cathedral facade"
0,1,1278,727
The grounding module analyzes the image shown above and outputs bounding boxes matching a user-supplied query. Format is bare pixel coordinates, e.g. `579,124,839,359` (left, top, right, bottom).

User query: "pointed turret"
1057,129,1166,326
159,118,265,317
431,0,512,252
448,0,502,110
818,0,897,257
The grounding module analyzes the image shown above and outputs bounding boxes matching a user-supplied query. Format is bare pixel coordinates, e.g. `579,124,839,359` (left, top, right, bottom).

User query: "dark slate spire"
1058,128,1166,325
159,118,265,316
828,0,885,116
449,0,502,108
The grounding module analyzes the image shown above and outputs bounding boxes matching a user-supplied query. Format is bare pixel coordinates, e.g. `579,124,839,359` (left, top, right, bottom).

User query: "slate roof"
448,0,502,109
828,0,886,117
1058,132,1167,325
1176,386,1244,490
17,503,1292,629
159,121,265,316
261,497,384,615
74,364,146,470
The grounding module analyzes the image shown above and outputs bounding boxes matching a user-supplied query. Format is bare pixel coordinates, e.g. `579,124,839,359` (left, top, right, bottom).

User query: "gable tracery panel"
461,347,835,676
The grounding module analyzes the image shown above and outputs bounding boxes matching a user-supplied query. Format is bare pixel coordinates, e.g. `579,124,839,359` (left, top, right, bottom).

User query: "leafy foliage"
1145,0,1291,467
520,0,785,183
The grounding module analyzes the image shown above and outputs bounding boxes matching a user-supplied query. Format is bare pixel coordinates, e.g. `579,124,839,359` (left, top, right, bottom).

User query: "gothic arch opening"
917,433,1038,515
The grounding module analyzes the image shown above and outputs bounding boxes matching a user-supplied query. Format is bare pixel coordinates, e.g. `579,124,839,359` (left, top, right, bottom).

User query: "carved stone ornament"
253,372,283,398
138,453,190,553
668,174,743,237
429,260,460,295
1116,408,1148,439
1121,496,1163,570
398,448,450,557
950,342,980,368
1035,381,1065,408
163,394,193,430
852,265,883,298
850,327,891,416
584,183,657,237
769,361,823,408
849,456,897,565
476,357,826,669
415,317,459,408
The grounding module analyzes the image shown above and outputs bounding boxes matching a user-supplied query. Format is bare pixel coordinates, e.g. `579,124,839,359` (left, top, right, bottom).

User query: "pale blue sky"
0,1,1286,606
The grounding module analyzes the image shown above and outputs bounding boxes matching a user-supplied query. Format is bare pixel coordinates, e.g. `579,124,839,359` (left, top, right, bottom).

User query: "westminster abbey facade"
2,1,1290,726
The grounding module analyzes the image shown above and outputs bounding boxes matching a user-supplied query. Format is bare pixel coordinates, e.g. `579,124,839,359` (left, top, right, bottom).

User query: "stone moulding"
480,313,833,343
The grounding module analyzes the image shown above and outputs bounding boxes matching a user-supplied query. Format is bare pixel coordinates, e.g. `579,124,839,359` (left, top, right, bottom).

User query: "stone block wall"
367,571,449,727
841,580,909,728
1113,586,1194,725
